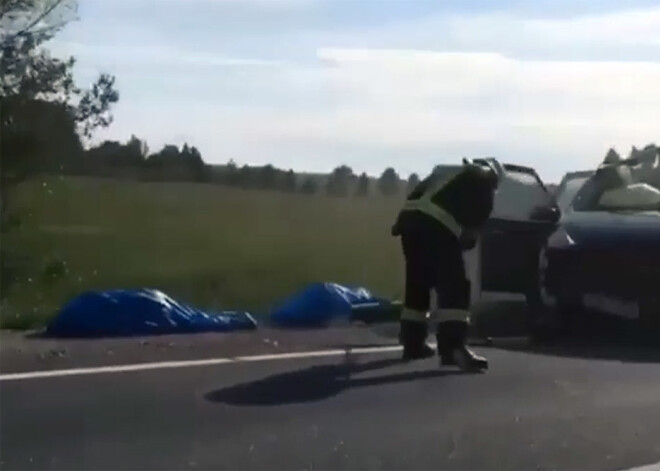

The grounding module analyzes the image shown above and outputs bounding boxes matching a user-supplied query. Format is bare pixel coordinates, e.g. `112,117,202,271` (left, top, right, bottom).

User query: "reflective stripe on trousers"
401,307,470,324
435,308,471,324
400,307,429,322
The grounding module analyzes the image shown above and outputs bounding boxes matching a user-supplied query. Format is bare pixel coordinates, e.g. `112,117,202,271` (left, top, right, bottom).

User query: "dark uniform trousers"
399,210,471,355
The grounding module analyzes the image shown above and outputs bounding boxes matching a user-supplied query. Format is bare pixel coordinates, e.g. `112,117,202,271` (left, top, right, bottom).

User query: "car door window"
491,166,556,221
478,163,559,296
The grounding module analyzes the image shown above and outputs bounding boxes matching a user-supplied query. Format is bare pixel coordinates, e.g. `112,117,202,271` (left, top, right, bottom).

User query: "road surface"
2,340,660,470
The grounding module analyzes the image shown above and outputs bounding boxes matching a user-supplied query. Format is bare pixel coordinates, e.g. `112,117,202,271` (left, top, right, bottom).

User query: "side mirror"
530,205,560,223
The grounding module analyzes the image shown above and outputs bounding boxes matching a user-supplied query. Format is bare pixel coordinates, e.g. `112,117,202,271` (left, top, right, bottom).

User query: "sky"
49,0,660,182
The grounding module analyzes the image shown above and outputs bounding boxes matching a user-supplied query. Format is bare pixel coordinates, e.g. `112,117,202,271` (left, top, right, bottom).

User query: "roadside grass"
1,176,406,329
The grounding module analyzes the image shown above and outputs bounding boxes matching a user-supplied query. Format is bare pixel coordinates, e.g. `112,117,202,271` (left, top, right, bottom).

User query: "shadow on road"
490,336,660,364
205,356,467,407
467,300,660,364
471,300,528,338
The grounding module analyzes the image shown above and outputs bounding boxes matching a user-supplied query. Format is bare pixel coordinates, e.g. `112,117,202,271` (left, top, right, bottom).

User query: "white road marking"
0,345,406,382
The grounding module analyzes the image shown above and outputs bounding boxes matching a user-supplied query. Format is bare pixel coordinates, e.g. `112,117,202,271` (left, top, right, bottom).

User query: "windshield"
556,175,592,213
572,163,660,212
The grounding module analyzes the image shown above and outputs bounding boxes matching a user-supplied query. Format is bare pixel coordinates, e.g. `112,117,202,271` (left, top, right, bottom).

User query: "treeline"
70,136,422,197
212,161,420,197
78,136,208,183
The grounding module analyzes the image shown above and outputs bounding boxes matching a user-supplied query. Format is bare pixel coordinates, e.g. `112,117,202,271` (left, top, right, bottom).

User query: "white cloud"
49,41,283,69
528,7,660,47
84,4,660,181
252,49,660,154
322,5,660,60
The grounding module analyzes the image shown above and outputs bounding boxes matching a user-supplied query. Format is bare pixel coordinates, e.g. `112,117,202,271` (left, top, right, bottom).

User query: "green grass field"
1,176,407,329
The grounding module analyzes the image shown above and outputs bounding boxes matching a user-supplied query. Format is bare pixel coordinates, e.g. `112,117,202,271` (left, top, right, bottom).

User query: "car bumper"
540,246,660,320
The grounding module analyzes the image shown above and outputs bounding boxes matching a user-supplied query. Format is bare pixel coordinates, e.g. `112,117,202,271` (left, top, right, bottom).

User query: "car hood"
561,210,660,248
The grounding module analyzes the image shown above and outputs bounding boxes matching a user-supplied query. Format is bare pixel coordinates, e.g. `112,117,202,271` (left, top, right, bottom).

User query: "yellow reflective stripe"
400,308,429,322
401,169,464,238
403,201,463,238
437,309,471,323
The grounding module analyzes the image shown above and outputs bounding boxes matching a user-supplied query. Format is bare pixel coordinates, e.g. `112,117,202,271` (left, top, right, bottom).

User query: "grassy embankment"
2,176,406,329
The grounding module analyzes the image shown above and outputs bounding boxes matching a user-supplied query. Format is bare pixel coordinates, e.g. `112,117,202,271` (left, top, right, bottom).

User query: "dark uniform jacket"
392,165,498,248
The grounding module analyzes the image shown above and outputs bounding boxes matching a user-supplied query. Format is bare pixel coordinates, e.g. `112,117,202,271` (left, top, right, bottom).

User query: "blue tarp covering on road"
46,288,257,337
269,282,385,327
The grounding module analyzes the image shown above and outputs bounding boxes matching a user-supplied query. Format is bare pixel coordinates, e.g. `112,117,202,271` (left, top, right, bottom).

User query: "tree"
127,134,148,160
300,177,318,195
377,167,400,196
283,169,297,192
85,138,146,177
75,73,118,139
222,159,240,186
355,172,370,196
406,173,420,194
142,143,209,182
256,164,277,189
1,0,118,137
1,0,120,301
326,165,353,196
147,145,180,166
1,98,83,177
187,145,209,182
237,165,256,188
1,0,119,221
181,143,191,158
1,1,78,100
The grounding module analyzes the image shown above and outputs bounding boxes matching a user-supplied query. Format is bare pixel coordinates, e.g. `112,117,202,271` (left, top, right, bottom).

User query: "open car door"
468,159,561,302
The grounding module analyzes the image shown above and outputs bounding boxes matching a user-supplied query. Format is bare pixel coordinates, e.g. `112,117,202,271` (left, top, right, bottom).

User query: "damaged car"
469,148,660,342
526,152,660,341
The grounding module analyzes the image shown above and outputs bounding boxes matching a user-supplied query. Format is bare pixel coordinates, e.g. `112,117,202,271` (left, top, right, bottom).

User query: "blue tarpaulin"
46,288,257,337
269,282,386,328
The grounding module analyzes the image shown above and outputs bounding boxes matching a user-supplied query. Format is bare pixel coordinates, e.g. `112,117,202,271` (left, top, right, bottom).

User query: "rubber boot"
400,320,435,360
435,322,456,366
437,321,488,371
453,345,488,371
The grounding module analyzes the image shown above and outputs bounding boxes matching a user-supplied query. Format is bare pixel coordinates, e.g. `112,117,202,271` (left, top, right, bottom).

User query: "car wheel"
526,278,586,344
526,247,566,344
525,287,562,345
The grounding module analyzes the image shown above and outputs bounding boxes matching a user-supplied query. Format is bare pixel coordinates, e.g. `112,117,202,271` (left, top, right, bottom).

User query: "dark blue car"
517,158,660,342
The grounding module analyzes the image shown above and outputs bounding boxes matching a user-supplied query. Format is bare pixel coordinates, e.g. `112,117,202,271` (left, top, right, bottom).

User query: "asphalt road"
2,343,660,471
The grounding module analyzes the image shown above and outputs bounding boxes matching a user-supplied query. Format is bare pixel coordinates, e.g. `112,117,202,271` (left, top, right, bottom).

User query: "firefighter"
391,159,501,371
